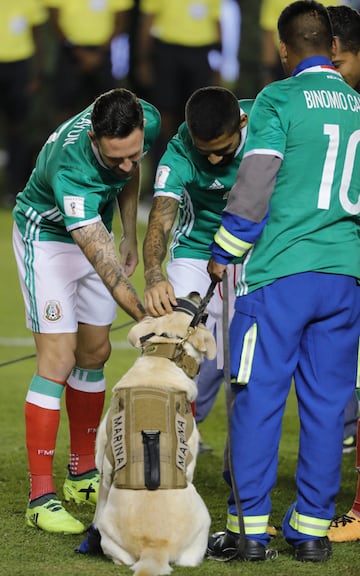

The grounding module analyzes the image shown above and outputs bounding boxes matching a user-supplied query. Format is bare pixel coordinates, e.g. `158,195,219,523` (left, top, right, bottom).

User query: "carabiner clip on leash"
189,280,217,329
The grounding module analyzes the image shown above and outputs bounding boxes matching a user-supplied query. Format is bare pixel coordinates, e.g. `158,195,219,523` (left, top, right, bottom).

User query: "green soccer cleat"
26,495,85,534
63,469,99,506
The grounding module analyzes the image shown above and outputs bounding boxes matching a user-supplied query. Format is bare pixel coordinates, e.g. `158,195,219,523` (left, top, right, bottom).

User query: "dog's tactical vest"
105,387,194,490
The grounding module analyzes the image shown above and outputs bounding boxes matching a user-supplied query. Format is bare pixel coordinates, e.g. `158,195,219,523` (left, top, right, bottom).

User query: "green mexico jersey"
238,66,360,292
13,100,160,242
153,99,254,260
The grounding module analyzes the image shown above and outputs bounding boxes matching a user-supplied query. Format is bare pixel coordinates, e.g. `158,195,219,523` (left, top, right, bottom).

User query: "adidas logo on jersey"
208,179,224,190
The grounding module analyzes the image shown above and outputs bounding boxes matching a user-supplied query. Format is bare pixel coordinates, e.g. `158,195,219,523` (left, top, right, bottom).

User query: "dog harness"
141,338,200,379
104,292,213,491
106,386,194,490
137,290,212,380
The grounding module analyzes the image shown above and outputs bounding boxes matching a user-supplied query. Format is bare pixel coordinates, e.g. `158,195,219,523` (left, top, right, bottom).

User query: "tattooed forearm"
72,221,145,321
117,165,140,240
143,196,178,285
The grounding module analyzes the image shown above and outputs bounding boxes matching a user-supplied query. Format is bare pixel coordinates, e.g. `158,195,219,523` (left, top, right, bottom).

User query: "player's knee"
76,337,111,369
93,338,112,365
37,349,76,382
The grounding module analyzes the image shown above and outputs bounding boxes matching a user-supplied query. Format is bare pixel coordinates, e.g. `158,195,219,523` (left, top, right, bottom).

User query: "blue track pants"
226,272,360,546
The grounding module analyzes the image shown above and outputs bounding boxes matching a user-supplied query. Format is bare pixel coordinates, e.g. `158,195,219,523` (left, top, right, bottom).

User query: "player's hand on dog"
207,258,228,283
144,280,178,316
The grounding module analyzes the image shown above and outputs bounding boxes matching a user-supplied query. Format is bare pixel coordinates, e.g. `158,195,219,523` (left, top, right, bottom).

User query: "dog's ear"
188,324,217,360
128,312,193,348
128,317,156,348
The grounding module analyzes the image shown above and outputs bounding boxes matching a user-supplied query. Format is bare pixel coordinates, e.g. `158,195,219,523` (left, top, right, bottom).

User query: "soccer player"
143,86,252,430
135,0,222,199
13,88,160,534
207,1,360,562
326,3,360,543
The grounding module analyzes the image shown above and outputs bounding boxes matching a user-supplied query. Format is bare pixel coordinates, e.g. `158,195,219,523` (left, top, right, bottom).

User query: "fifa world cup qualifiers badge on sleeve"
155,165,171,188
64,196,85,218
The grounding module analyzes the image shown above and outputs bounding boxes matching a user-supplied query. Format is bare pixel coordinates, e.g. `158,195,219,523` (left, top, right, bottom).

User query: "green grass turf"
0,206,359,575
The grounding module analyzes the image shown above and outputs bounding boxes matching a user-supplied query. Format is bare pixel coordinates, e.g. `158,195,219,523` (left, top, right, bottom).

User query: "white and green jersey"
153,99,254,260
13,100,160,242
213,60,360,292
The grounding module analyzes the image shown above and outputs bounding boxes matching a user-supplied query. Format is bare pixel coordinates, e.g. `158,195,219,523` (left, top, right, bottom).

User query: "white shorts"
13,223,117,333
166,258,239,368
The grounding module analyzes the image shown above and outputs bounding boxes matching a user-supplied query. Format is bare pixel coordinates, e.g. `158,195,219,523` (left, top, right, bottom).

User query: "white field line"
0,337,130,349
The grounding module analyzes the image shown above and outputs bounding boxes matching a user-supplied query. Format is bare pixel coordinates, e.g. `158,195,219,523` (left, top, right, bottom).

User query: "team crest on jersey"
155,165,170,189
44,301,62,322
64,196,85,218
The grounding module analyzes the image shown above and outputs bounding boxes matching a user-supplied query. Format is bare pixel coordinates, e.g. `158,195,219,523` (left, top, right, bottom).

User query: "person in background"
326,3,360,543
0,1,47,208
13,88,160,534
208,0,241,88
135,0,222,200
43,0,134,125
207,1,360,562
328,3,360,92
259,0,338,86
142,86,252,446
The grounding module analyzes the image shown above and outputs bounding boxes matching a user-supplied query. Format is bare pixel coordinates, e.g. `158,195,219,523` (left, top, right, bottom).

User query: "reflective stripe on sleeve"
214,226,253,258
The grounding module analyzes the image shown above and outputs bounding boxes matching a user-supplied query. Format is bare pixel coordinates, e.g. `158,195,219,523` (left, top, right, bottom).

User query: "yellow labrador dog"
91,293,216,576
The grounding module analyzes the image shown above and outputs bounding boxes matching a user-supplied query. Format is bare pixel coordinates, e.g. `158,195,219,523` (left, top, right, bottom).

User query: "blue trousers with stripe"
227,272,360,545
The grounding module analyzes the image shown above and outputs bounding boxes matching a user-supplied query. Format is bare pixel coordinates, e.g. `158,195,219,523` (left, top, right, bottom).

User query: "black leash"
222,271,247,558
189,280,217,329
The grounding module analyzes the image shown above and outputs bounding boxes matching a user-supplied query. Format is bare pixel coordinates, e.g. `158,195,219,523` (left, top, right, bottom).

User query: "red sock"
26,402,60,500
66,384,105,475
352,420,360,516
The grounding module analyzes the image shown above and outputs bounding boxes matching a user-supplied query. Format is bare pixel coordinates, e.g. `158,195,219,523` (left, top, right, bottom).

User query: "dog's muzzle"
141,340,200,379
139,291,211,378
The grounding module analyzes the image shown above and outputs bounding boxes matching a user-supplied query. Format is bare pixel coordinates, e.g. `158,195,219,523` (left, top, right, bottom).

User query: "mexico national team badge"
44,300,62,322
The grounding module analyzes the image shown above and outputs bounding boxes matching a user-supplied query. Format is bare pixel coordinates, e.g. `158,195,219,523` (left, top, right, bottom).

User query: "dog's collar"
172,296,199,317
141,340,200,379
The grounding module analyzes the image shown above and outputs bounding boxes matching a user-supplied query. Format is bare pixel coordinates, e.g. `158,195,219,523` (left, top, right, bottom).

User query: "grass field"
0,206,359,576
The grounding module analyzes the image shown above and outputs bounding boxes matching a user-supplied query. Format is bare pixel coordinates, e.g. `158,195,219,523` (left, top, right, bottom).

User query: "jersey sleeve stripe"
214,225,253,257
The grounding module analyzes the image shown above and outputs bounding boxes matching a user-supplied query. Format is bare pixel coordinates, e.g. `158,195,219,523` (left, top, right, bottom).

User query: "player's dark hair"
185,86,240,141
278,1,333,55
327,5,360,54
91,88,144,139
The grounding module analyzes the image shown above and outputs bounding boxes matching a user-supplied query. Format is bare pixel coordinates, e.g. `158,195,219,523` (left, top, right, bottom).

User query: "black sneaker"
294,537,332,562
207,531,269,562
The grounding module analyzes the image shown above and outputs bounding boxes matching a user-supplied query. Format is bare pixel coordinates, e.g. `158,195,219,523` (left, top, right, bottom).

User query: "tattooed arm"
143,196,179,316
72,221,145,321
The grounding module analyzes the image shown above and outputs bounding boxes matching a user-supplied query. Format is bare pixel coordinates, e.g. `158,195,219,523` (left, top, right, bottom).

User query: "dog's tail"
132,546,172,576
